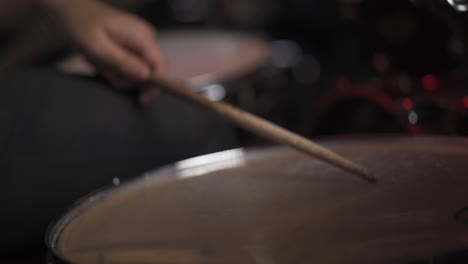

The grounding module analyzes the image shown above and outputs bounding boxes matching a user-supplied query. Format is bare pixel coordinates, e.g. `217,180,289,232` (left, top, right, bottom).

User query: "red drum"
303,73,468,137
47,137,468,264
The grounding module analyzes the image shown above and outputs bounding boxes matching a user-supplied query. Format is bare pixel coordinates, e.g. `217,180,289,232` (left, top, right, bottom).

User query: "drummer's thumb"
90,32,151,82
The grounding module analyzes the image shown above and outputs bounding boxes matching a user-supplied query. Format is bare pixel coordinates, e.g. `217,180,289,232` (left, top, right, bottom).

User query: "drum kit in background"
66,26,468,140
56,28,302,144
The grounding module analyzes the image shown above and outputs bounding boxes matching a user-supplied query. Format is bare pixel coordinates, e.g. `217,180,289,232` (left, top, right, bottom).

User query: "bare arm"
1,0,166,102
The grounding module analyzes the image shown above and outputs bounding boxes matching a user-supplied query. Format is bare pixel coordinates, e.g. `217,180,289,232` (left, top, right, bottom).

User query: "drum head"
48,137,468,264
159,29,269,87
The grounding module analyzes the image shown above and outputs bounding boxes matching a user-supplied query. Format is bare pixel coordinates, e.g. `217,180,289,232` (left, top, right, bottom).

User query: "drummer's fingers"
88,30,151,82
139,86,161,105
109,20,167,77
137,32,167,77
101,69,133,90
101,69,160,104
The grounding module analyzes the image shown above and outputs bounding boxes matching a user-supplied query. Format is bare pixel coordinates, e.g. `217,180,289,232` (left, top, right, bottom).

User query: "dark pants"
0,69,237,260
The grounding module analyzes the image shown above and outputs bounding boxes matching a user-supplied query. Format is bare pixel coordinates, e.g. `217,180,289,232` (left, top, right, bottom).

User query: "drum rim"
45,146,273,264
45,135,468,264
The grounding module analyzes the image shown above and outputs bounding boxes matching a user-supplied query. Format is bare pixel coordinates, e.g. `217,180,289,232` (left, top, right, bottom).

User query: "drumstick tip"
356,168,377,183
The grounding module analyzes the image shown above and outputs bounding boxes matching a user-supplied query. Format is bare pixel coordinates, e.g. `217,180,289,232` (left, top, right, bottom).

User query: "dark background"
126,0,468,138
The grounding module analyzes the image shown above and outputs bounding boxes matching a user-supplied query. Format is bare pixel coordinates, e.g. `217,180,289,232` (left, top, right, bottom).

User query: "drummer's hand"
42,0,165,102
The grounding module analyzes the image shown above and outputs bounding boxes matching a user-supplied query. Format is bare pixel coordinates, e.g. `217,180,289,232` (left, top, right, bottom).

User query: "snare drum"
47,137,468,264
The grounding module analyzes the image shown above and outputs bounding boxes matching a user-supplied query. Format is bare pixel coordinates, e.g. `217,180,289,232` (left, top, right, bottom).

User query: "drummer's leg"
0,68,238,258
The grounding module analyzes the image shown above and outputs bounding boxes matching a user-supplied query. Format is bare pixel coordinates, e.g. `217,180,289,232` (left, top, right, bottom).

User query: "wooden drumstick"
149,75,376,183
